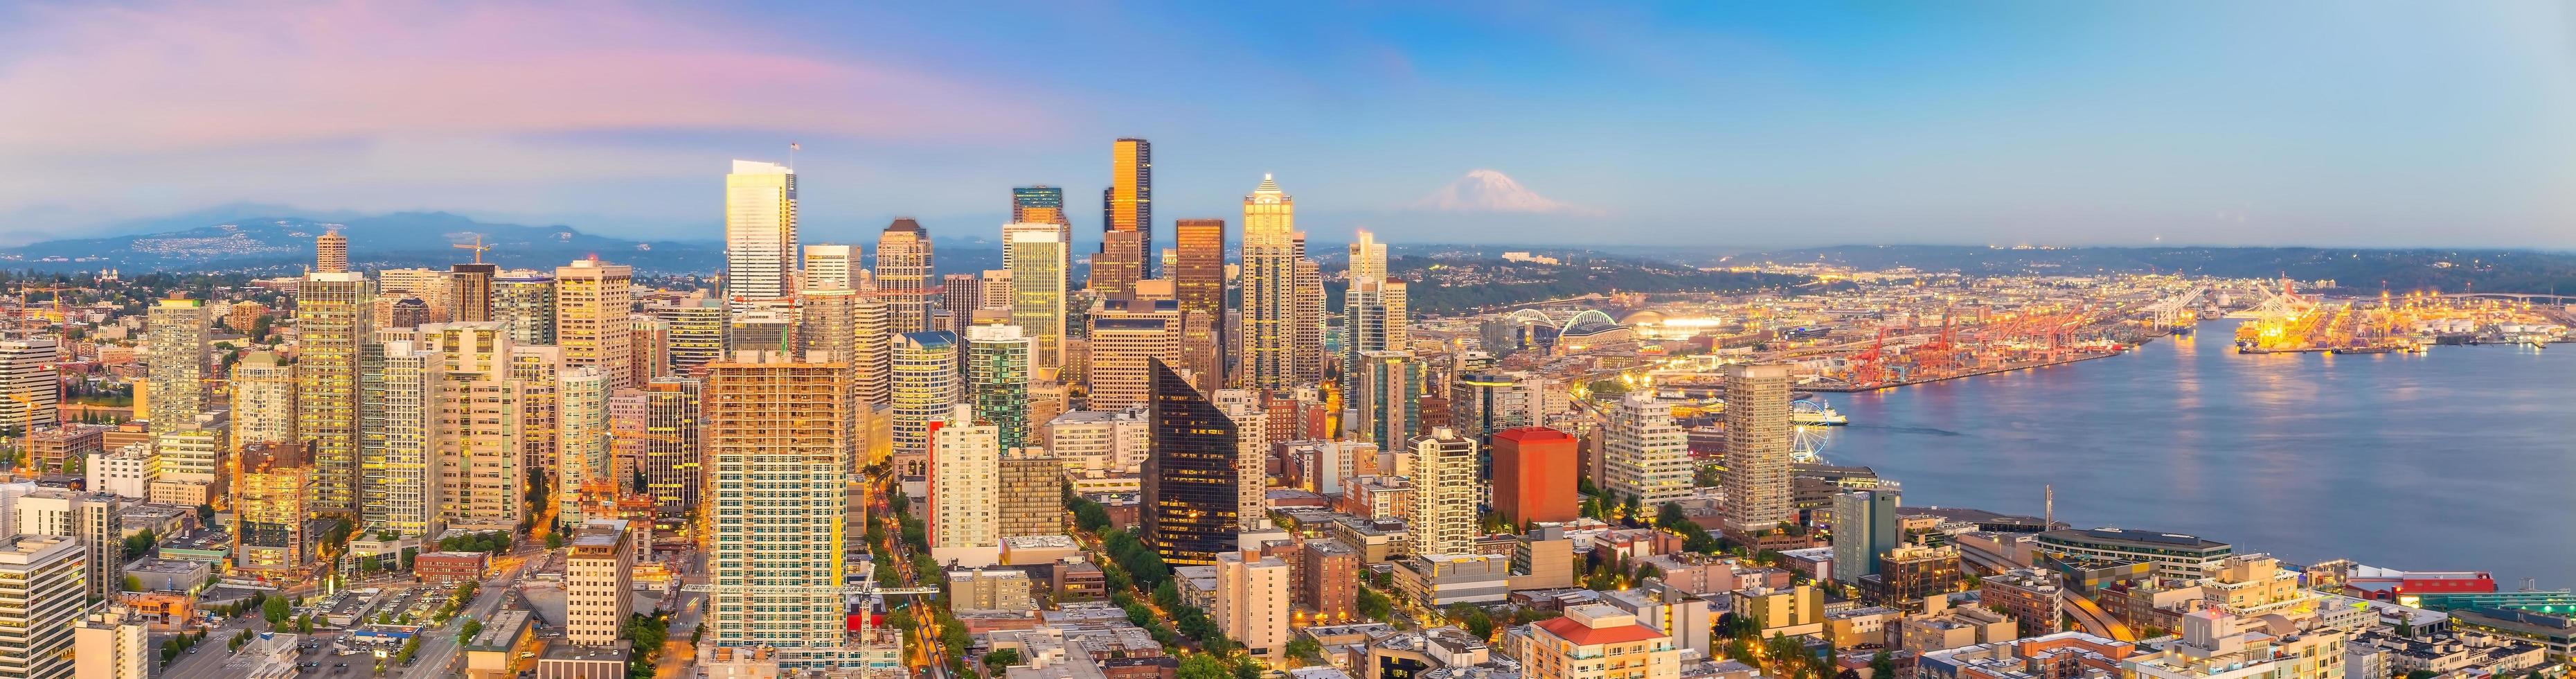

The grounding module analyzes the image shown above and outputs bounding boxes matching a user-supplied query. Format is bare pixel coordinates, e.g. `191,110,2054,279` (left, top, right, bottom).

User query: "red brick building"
415,552,490,583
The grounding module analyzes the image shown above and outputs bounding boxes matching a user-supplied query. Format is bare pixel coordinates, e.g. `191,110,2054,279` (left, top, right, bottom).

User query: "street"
398,563,523,679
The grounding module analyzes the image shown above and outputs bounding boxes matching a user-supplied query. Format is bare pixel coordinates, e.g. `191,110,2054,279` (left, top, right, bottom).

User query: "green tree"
1870,650,1895,679
122,574,141,592
1286,637,1325,666
1177,655,1233,679
262,595,291,624
546,532,566,549
1357,588,1393,622
460,617,484,640
983,649,1023,672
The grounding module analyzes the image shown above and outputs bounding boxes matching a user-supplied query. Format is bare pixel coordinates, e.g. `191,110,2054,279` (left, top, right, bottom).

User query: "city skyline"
5,3,2575,249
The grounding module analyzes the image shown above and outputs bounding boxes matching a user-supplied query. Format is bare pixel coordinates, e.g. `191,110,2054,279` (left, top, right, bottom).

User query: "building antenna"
789,141,800,173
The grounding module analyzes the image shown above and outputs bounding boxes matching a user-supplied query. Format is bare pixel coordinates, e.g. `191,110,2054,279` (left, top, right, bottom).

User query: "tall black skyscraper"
1141,358,1237,566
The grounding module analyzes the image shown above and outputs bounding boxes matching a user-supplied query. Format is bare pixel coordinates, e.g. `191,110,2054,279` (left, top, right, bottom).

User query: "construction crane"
451,233,492,264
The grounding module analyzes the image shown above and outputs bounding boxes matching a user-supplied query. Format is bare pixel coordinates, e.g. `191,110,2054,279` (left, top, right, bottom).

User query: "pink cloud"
0,1,1053,152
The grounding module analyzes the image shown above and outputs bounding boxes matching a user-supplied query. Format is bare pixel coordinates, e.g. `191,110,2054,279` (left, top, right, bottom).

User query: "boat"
2328,345,2394,355
1790,398,1848,426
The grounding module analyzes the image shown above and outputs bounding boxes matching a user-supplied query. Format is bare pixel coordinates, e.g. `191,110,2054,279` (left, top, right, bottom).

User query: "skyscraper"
850,299,894,409
1407,427,1479,556
890,332,959,459
296,267,373,515
1143,359,1238,566
0,340,56,434
555,259,634,389
940,273,983,333
144,297,210,432
0,536,82,679
875,219,935,333
448,262,497,322
19,490,123,601
1104,139,1152,277
965,324,1032,450
420,323,525,533
629,315,670,381
1012,185,1070,229
803,244,855,291
654,296,726,377
314,229,348,273
1236,175,1298,392
704,351,858,667
558,367,612,520
640,377,703,521
1173,218,1225,384
726,160,798,308
365,340,440,538
1005,227,1068,367
1723,364,1794,534
1603,393,1691,508
1343,230,1408,394
1832,490,1902,583
1086,299,1183,410
798,289,861,364
492,270,556,346
1354,351,1424,452
566,520,635,646
1010,186,1074,266
1091,229,1143,299
230,351,296,449
929,404,1001,567
235,441,312,576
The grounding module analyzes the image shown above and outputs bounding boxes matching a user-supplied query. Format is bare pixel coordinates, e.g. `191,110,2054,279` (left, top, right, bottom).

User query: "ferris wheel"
1791,424,1831,463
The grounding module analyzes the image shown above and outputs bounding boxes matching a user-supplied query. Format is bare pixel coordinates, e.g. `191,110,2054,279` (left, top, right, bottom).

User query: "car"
334,662,348,668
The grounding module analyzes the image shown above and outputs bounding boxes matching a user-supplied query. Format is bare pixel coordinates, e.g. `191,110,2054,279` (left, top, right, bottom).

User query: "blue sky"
1,1,2571,248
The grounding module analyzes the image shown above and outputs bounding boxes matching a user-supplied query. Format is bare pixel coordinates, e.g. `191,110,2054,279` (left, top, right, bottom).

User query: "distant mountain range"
0,209,1007,276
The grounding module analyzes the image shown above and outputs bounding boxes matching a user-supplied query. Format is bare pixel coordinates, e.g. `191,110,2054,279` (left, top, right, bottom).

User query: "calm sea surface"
1811,319,2576,587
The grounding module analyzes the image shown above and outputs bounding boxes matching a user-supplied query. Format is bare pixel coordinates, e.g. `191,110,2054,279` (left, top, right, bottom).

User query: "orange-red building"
1492,427,1579,527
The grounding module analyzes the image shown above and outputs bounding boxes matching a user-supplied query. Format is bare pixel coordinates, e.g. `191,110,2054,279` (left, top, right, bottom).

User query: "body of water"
1812,319,2575,586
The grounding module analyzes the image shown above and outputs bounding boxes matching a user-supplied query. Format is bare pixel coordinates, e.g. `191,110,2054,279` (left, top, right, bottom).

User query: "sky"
2,1,2573,249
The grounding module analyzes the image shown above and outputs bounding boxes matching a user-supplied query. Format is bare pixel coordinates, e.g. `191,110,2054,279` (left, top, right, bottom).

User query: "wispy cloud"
1409,169,1601,215
0,1,1050,153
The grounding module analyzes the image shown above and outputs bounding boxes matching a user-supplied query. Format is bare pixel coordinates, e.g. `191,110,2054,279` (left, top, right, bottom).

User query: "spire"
1254,173,1280,194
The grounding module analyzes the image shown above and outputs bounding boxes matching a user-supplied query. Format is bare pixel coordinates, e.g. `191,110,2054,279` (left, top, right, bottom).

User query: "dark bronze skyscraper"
1102,139,1152,278
1142,358,1238,566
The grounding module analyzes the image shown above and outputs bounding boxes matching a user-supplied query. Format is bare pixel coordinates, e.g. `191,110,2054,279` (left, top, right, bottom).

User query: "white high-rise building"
73,606,149,679
1602,394,1691,507
1003,227,1067,367
17,491,120,601
929,405,1001,568
726,160,798,309
0,536,83,679
803,244,856,292
1214,549,1291,662
1406,427,1480,556
566,519,635,646
1214,389,1269,531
